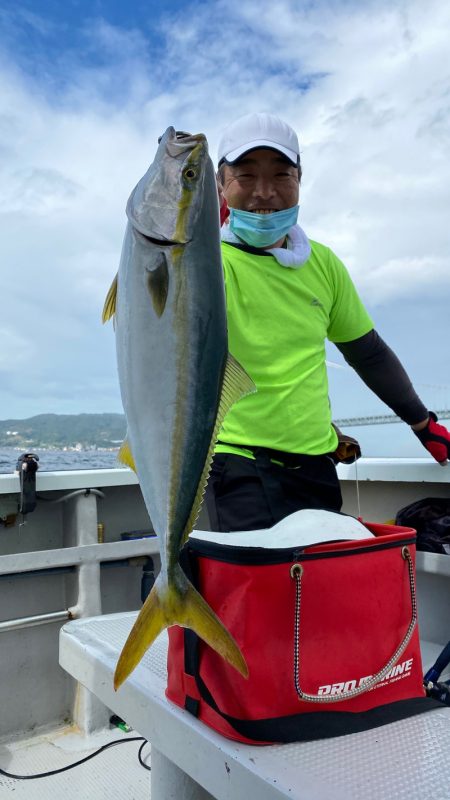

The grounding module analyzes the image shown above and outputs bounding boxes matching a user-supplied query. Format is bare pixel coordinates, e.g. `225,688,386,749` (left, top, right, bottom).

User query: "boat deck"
0,725,150,798
0,461,449,798
59,612,450,800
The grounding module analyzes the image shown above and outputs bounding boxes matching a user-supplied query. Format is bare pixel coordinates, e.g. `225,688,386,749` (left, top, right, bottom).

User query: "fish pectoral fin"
113,569,248,690
146,252,169,318
117,438,137,472
102,274,118,323
182,353,256,540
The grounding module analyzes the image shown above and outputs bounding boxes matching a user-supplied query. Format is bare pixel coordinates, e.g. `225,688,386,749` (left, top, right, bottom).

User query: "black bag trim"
193,672,441,741
186,536,417,566
179,548,200,716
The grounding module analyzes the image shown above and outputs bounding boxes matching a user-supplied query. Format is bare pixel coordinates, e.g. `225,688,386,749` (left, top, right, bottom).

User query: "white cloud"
0,0,449,419
0,327,36,368
359,255,450,301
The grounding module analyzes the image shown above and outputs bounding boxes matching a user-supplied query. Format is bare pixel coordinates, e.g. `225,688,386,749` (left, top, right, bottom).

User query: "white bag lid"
190,508,374,549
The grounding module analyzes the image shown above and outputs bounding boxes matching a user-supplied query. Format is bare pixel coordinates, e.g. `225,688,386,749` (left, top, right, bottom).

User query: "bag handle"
291,545,417,703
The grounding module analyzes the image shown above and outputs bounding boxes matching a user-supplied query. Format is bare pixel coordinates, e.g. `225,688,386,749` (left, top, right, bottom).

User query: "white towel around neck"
221,223,311,268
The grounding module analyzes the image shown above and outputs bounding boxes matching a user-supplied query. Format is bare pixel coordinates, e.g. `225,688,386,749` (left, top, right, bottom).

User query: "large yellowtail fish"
103,128,255,689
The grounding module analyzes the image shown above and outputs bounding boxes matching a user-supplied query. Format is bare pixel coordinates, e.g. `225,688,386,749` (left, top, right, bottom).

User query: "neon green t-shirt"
216,239,373,457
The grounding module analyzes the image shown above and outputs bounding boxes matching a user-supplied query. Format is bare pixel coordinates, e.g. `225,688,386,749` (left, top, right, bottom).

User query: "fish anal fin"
147,253,169,318
220,353,257,413
182,354,256,541
113,568,248,690
118,439,137,472
102,274,118,323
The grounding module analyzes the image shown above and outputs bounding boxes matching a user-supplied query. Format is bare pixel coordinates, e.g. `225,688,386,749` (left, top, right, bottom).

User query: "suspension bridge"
334,410,450,427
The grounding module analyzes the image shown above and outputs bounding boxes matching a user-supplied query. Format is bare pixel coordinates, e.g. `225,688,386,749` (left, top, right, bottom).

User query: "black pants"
205,450,343,532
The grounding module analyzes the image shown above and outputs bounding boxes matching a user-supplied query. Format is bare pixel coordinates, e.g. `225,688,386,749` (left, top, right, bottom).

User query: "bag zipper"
186,535,416,566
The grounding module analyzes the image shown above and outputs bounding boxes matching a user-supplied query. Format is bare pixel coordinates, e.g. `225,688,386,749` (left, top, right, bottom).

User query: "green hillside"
0,414,126,449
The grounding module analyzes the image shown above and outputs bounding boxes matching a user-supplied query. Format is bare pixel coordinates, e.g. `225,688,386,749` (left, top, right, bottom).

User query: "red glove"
414,412,450,464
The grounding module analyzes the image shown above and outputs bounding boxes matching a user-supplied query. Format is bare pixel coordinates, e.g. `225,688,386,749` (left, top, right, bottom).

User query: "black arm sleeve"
335,330,428,426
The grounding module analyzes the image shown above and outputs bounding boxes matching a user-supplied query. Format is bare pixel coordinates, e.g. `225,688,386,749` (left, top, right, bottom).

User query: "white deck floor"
2,627,450,800
0,725,151,798
60,613,450,800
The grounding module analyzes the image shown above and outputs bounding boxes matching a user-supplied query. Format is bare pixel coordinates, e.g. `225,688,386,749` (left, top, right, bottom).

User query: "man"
205,112,450,532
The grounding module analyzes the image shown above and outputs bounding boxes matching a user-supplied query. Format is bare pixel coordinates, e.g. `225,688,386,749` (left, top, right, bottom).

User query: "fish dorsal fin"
181,354,256,542
102,274,118,323
118,438,137,472
147,252,169,318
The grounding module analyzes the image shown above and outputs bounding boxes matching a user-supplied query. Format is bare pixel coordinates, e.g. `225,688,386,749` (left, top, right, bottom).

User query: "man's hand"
412,412,450,465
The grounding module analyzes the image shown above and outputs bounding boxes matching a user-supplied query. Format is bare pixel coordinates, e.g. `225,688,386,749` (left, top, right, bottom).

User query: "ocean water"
0,447,121,474
0,422,441,474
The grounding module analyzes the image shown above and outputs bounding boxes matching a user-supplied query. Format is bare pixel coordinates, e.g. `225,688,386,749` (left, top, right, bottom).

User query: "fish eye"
184,168,197,180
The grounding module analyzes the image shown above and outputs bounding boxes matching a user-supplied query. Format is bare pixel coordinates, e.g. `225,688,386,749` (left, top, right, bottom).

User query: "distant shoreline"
0,413,126,451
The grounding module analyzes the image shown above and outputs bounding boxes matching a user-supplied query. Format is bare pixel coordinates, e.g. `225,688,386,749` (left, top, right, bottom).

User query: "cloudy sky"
1,0,449,456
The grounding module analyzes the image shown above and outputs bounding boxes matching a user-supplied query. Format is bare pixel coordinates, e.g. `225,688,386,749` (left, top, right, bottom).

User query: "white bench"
59,612,450,800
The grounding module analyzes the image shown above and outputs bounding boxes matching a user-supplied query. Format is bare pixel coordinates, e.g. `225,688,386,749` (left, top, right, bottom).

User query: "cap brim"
223,140,299,166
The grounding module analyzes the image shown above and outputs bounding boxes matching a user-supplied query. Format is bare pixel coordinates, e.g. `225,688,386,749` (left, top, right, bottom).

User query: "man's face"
220,148,300,213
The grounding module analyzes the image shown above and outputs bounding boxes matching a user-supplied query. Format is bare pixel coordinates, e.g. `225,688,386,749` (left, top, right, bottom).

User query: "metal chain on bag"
291,546,417,703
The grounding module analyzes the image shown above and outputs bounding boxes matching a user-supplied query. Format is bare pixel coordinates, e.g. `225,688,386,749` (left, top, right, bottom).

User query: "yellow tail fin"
114,568,248,690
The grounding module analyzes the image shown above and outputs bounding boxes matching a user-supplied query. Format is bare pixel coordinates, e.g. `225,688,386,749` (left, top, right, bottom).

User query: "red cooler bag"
166,520,439,743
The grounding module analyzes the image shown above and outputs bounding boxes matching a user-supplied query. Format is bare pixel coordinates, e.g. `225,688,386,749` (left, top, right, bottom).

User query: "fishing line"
354,458,361,520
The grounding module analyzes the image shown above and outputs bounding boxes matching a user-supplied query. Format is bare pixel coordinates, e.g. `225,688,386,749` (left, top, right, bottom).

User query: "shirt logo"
310,298,323,307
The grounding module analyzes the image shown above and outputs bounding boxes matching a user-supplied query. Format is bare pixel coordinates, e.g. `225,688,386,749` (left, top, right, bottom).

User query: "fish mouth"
138,232,190,247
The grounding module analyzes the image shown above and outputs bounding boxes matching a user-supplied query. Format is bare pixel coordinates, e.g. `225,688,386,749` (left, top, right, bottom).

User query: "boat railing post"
63,490,110,735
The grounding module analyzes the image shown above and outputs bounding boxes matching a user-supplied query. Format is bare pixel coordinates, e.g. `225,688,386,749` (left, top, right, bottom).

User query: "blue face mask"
229,205,299,248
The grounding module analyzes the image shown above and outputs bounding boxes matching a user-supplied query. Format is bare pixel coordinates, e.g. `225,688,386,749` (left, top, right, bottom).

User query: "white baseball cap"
217,112,300,166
